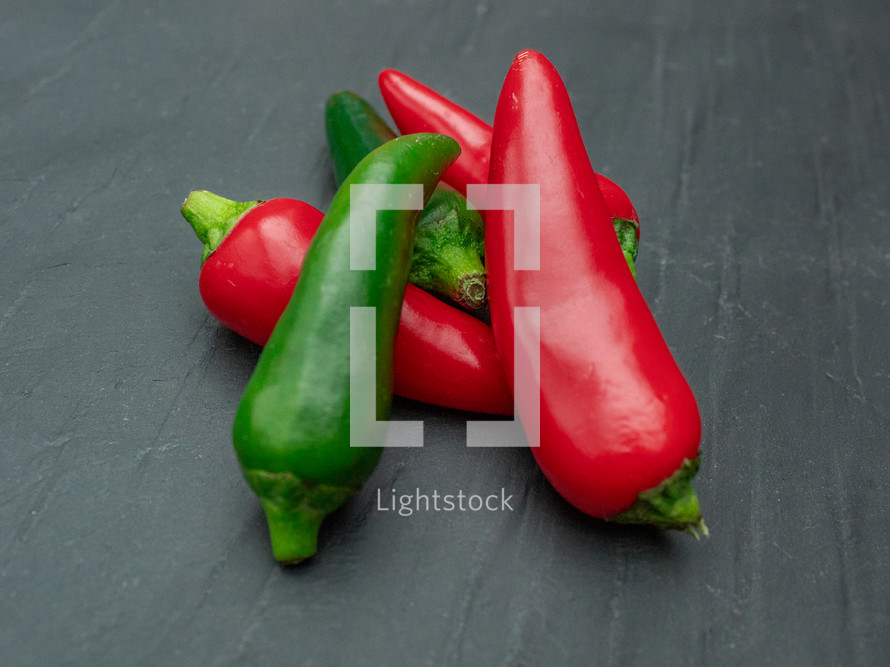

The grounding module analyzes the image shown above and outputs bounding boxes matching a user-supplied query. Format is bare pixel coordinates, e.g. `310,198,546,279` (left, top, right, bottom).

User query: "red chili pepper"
485,51,704,531
379,67,640,234
181,191,512,416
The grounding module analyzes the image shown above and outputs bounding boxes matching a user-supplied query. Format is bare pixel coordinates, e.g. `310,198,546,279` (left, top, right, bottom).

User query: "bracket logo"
349,183,541,449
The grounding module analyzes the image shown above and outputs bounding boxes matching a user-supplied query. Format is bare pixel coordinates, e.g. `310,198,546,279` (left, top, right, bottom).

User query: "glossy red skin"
486,51,700,517
199,198,513,416
200,199,322,345
379,68,640,235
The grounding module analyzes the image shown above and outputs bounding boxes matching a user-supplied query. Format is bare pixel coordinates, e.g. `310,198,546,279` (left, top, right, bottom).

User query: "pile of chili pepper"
180,49,705,564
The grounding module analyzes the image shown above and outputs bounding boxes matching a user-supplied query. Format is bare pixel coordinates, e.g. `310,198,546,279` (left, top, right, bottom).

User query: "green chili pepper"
326,91,487,310
233,133,460,563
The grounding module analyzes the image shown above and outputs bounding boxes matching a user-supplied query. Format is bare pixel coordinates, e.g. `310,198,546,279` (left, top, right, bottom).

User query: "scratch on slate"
606,551,628,666
842,78,866,190
500,471,555,664
3,363,103,544
26,0,121,99
27,62,74,99
0,434,75,568
1,175,44,226
845,300,865,397
229,567,278,663
651,29,667,141
444,545,487,662
461,4,489,55
799,4,819,68
2,369,98,561
824,372,889,421
772,541,793,559
209,48,246,90
819,151,867,404
722,11,736,70
867,60,888,127
245,102,277,147
47,159,133,238
144,513,265,658
655,78,707,314
830,447,862,662
0,283,33,336
705,230,737,459
760,25,773,80
141,315,219,460
194,518,259,611
674,103,701,227
812,147,842,290
443,474,533,664
813,144,874,413
741,405,768,645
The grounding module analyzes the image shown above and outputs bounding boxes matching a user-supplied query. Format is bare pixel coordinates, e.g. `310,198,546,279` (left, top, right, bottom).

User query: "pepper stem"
458,274,488,310
408,221,488,310
406,188,488,309
180,190,262,263
607,456,708,537
414,241,488,310
241,469,357,564
612,217,639,280
260,503,326,565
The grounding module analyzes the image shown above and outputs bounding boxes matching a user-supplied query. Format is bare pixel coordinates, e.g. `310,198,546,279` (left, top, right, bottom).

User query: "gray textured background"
2,1,889,665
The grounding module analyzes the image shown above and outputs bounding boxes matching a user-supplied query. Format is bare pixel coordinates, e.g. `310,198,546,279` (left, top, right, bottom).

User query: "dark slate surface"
2,1,889,665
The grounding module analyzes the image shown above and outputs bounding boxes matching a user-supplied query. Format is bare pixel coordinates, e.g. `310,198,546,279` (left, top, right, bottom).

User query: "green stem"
458,274,487,310
404,189,488,309
260,503,326,565
414,240,487,310
607,456,708,537
612,217,639,280
242,469,357,564
180,190,262,263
